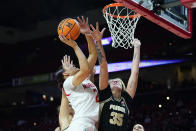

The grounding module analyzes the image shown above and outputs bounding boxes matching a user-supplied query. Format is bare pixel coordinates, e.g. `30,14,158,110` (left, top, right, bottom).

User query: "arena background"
0,0,196,130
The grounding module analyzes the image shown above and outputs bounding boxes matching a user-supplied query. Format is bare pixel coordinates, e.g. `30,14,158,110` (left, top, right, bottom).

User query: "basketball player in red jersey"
57,16,104,131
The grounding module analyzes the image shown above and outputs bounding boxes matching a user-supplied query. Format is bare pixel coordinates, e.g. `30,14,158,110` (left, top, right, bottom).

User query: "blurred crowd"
0,79,195,131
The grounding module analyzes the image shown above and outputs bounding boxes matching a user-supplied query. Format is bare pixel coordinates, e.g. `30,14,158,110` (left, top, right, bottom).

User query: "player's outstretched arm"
90,22,108,90
77,16,97,80
59,35,90,86
126,39,141,98
59,92,72,130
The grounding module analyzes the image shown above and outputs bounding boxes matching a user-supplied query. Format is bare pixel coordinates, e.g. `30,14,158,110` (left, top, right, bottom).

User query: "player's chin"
111,87,121,93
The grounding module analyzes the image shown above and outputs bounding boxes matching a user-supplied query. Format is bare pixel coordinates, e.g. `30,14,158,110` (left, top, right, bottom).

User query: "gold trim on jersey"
121,97,130,115
113,97,122,102
99,96,112,113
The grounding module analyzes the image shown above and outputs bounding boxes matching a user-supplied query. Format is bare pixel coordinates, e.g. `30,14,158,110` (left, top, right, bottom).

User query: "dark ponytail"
55,66,64,89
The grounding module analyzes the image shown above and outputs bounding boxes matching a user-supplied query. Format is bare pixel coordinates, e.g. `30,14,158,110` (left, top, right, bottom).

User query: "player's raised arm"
126,38,141,99
89,67,96,83
90,22,107,90
77,16,97,81
59,35,90,87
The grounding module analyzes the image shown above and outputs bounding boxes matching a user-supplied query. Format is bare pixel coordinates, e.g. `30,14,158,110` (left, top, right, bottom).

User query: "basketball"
57,18,80,40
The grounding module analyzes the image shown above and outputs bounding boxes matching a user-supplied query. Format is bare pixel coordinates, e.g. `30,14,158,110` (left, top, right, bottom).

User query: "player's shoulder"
121,91,133,102
63,76,73,84
63,76,75,90
99,86,112,101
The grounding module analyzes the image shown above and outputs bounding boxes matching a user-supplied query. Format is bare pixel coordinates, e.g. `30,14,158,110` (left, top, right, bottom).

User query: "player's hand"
54,127,60,131
59,35,77,48
132,38,141,48
90,22,106,42
61,55,75,75
77,16,91,35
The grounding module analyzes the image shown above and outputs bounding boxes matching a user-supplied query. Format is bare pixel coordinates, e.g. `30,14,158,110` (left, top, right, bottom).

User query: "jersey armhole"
61,126,69,131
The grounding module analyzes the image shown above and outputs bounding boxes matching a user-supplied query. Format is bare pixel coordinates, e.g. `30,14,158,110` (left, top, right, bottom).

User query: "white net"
103,3,140,49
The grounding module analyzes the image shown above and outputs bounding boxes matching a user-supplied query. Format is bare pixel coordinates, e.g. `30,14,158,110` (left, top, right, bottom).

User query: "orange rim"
103,3,139,19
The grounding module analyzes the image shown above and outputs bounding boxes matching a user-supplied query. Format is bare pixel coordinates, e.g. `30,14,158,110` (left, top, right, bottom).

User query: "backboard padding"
114,0,192,39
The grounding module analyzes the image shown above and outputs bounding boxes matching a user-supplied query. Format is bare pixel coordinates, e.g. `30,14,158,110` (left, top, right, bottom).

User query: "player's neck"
113,93,121,99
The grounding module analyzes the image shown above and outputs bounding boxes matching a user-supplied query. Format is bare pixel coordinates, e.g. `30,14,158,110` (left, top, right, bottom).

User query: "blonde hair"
108,78,126,91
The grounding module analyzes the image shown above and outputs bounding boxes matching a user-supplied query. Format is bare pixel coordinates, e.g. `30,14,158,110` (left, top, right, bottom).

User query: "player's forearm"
59,95,70,129
89,67,95,83
85,34,98,70
59,115,70,130
59,108,70,124
131,46,140,73
96,41,108,90
126,46,140,98
85,34,95,55
73,45,90,74
96,41,107,64
99,62,109,90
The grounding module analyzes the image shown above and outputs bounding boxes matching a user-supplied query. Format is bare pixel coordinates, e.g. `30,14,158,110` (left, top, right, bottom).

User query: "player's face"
110,80,122,97
133,124,144,131
109,80,122,90
63,65,79,77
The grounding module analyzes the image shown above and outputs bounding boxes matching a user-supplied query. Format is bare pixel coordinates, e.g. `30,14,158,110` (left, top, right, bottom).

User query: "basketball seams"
73,25,80,40
57,19,66,35
58,18,80,40
61,18,71,37
70,23,80,40
63,21,76,39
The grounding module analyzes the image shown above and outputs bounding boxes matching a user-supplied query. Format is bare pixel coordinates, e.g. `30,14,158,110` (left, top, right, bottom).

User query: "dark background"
0,0,196,130
0,0,195,81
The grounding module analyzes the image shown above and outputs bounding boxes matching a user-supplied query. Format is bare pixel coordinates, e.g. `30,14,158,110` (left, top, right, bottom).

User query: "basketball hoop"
103,3,141,49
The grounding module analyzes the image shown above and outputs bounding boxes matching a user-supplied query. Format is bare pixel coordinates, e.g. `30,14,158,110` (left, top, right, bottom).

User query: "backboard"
114,0,193,39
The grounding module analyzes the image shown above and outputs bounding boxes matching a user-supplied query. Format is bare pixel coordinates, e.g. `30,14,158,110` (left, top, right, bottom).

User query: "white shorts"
64,118,97,131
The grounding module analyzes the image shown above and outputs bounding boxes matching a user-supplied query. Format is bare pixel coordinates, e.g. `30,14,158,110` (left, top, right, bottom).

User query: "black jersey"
98,87,132,131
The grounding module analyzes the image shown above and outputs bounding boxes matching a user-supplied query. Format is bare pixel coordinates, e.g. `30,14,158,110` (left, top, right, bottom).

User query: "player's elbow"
85,67,91,75
81,62,90,73
81,68,90,78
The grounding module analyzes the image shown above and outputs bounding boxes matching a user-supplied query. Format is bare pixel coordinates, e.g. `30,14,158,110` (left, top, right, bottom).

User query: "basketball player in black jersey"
92,24,141,131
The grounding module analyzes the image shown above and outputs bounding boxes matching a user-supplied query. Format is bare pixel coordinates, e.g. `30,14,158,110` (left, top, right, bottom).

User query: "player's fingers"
58,35,61,40
101,28,106,35
96,22,99,31
59,35,64,42
134,38,138,41
65,55,67,63
82,16,85,24
77,17,82,24
68,55,70,64
88,27,92,34
62,35,68,41
90,24,96,31
63,56,65,63
86,17,89,24
67,34,71,40
87,28,92,34
62,56,66,64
